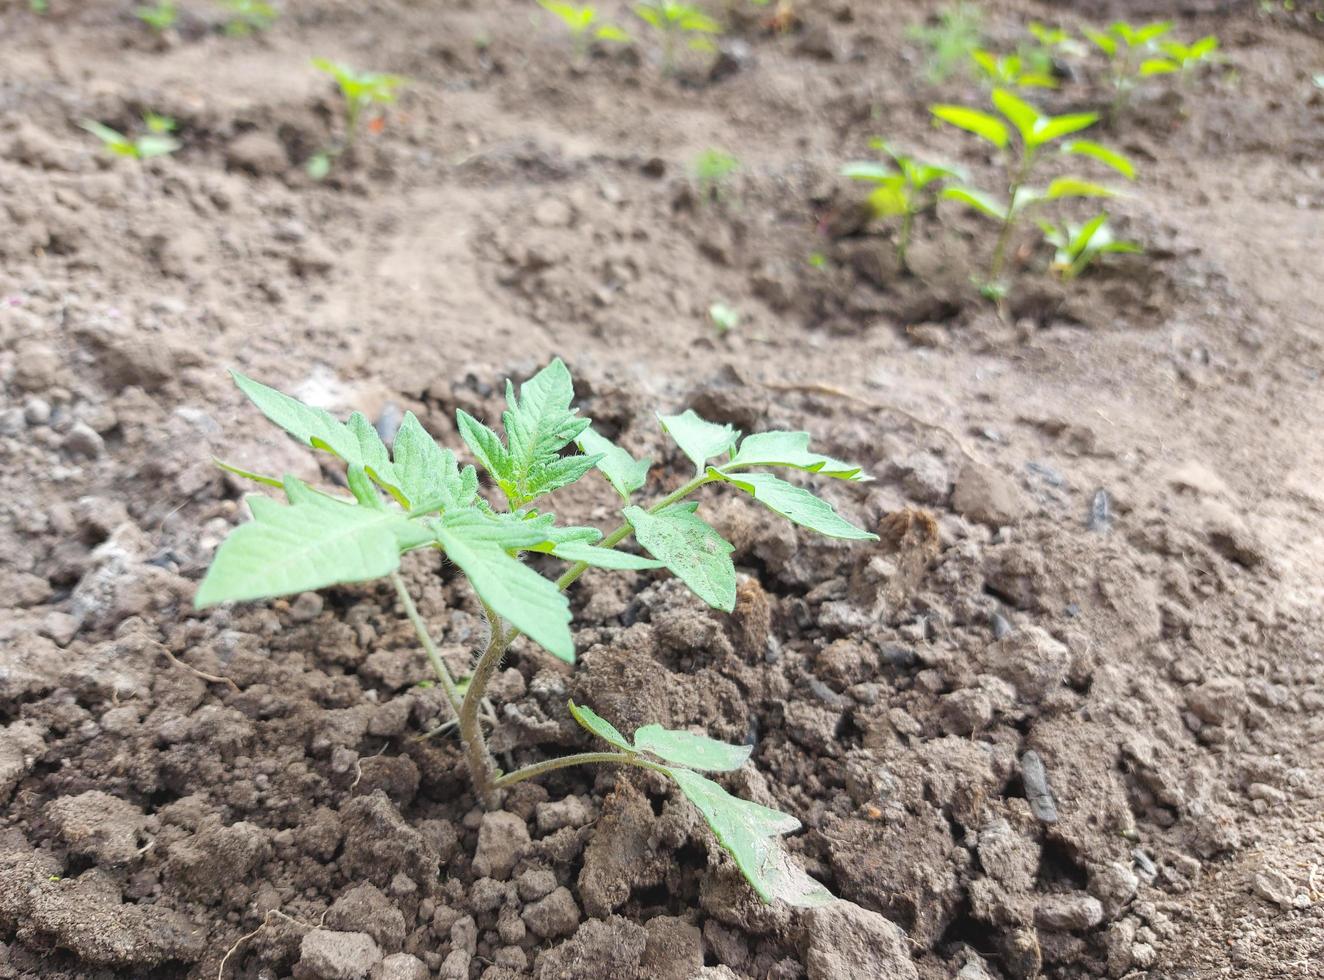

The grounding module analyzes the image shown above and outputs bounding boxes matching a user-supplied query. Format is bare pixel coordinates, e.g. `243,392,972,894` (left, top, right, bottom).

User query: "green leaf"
499,358,595,504
231,371,401,494
930,105,1010,149
942,185,1007,220
196,478,430,607
727,431,866,480
1086,29,1117,57
867,185,909,217
658,409,739,472
596,24,631,42
634,725,752,771
1139,57,1178,76
213,458,283,487
991,88,1040,145
840,161,896,183
668,768,833,908
392,412,478,513
575,427,650,500
714,471,876,541
136,134,180,158
1060,139,1135,179
709,302,741,335
624,503,736,612
434,509,574,662
549,542,664,570
568,700,633,751
456,410,510,485
307,152,332,180
1044,177,1116,200
1031,112,1098,146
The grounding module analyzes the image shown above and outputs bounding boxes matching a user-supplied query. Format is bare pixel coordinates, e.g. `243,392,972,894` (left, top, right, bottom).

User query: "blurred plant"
1156,35,1221,81
932,89,1135,291
135,1,177,31
970,49,1057,89
635,0,722,73
221,0,277,36
1085,20,1176,118
307,59,406,178
537,1,632,58
1038,212,1141,279
908,3,984,83
692,148,740,201
841,140,961,270
80,113,180,160
708,301,740,333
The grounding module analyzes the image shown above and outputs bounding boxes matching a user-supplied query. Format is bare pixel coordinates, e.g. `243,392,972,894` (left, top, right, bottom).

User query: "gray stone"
952,462,1028,527
1035,893,1104,931
522,886,581,939
370,953,429,980
63,422,104,459
299,930,383,980
801,900,918,980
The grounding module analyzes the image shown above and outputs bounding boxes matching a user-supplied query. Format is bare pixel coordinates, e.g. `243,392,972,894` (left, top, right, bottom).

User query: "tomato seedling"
198,359,877,906
135,1,177,32
970,49,1057,89
307,59,406,178
692,147,740,202
841,140,961,270
1085,19,1179,119
221,0,277,36
79,112,180,160
538,1,632,58
932,88,1135,290
634,0,723,73
907,2,983,83
1038,211,1141,280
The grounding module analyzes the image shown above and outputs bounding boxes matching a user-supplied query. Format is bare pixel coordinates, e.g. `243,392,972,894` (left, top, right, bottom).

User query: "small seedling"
135,1,177,31
908,3,984,83
1085,20,1178,118
708,301,740,333
932,88,1135,288
80,113,180,160
308,59,405,178
30,0,48,12
692,148,740,202
221,0,277,36
1156,35,1221,80
634,0,722,73
538,1,631,58
841,140,961,270
1038,212,1141,279
970,49,1057,89
198,359,877,907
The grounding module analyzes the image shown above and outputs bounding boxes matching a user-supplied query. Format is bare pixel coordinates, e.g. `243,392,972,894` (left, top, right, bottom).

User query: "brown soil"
2,0,1323,978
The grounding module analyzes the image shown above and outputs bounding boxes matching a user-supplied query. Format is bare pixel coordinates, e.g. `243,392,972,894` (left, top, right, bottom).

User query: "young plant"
970,49,1057,89
79,113,180,160
1085,19,1176,118
634,1,723,73
307,59,406,178
1038,212,1141,280
841,140,960,270
907,2,984,83
708,301,740,333
221,0,277,36
692,147,740,202
932,89,1135,290
538,1,632,58
197,359,876,907
135,1,178,32
1156,35,1221,81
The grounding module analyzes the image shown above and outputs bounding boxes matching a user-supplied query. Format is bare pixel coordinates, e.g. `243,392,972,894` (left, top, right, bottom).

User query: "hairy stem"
460,602,510,808
391,572,464,718
493,751,671,789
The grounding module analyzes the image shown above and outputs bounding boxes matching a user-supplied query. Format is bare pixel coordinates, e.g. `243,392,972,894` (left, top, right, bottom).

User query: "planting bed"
1,0,1323,977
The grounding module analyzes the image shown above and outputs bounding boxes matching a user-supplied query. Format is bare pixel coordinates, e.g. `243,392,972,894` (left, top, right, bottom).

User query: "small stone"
535,796,593,835
12,338,60,391
1186,678,1246,726
63,422,104,458
437,949,470,980
40,611,79,646
521,886,581,939
473,811,530,880
1020,750,1059,824
1252,869,1296,909
370,953,429,980
1035,894,1104,931
24,397,51,425
226,130,289,176
326,883,406,953
801,900,919,980
290,591,324,623
939,689,993,735
532,197,575,229
494,945,527,970
1247,783,1286,804
515,866,557,902
899,452,951,505
952,462,1028,527
449,915,477,955
299,930,383,980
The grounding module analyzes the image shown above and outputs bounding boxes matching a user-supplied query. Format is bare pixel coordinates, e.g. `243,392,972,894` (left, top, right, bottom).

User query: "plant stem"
391,571,464,718
459,602,510,808
493,751,671,788
990,150,1033,282
897,208,914,272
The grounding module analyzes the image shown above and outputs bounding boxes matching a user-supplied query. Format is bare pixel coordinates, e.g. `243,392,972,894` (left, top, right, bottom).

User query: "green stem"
898,209,914,272
459,602,510,807
493,751,671,789
391,572,464,719
990,149,1033,282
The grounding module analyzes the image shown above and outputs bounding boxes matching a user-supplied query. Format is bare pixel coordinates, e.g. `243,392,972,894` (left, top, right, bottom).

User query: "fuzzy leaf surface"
658,409,739,472
568,701,633,751
634,726,752,771
715,471,876,541
668,768,833,907
727,431,866,480
624,503,736,611
392,412,479,513
550,542,664,570
576,426,651,499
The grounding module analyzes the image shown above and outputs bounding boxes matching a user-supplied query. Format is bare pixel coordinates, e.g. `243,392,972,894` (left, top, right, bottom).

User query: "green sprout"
932,88,1136,289
970,49,1058,89
134,1,177,31
1085,20,1178,118
841,140,961,270
634,1,723,73
1038,212,1142,280
538,1,632,58
197,359,877,908
692,147,740,202
708,301,740,333
307,59,406,178
221,0,277,36
79,113,180,160
907,3,984,83
1156,35,1221,81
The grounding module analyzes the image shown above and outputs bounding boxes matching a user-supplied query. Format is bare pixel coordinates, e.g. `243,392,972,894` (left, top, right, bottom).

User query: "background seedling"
221,0,277,36
692,147,740,202
708,301,740,333
135,1,177,32
1038,211,1141,279
537,1,632,58
79,113,180,160
197,359,876,907
908,3,984,83
634,0,722,73
841,140,960,270
932,89,1135,290
1086,19,1176,119
1156,35,1221,83
308,59,405,178
970,49,1057,89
